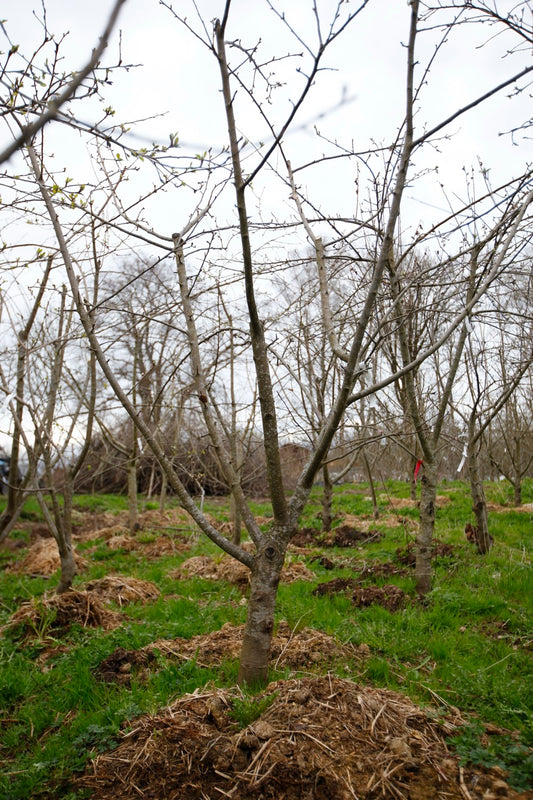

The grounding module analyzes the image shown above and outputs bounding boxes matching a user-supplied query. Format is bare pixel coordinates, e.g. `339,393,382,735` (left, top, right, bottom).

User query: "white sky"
0,1,531,450
2,0,531,235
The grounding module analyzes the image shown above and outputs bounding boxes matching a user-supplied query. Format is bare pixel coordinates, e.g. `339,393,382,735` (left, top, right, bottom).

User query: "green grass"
0,480,531,797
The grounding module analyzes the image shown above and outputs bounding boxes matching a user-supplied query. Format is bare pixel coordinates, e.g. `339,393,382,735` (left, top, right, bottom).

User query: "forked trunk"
416,462,437,595
237,538,286,687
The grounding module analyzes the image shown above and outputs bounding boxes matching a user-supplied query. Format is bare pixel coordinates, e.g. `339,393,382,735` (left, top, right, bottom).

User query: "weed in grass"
365,655,391,683
229,691,278,728
450,720,533,792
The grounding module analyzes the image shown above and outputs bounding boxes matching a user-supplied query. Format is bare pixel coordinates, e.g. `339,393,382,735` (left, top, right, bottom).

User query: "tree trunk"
56,537,77,593
468,442,492,555
237,538,286,687
416,461,437,595
231,493,242,545
409,454,418,501
513,480,522,507
321,464,333,532
362,450,379,520
127,446,138,532
159,471,168,513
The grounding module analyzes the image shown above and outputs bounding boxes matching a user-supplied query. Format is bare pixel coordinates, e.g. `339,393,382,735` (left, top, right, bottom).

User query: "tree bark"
321,464,333,532
468,435,492,554
127,441,139,533
416,461,437,595
237,536,287,687
362,450,379,520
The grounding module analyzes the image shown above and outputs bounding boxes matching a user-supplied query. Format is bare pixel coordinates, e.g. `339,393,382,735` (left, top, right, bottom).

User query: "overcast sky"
2,0,531,236
0,1,531,452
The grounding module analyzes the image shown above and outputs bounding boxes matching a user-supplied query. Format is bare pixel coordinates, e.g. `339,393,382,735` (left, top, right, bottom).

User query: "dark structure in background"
0,452,10,494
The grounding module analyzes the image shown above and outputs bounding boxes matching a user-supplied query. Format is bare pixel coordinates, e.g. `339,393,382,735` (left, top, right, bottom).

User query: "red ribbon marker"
414,459,423,481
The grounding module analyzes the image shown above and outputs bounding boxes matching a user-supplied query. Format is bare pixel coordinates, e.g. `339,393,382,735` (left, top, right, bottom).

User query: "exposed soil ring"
2,589,122,640
146,621,364,671
77,674,524,800
352,583,410,612
395,540,457,567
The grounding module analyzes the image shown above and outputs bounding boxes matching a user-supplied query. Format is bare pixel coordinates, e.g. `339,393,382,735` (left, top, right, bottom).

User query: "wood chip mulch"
77,674,526,800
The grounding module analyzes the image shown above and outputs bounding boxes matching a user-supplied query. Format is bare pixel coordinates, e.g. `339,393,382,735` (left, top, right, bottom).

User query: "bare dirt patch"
77,674,525,800
352,583,410,612
312,577,361,596
313,579,410,612
395,540,457,566
325,524,384,547
95,646,158,685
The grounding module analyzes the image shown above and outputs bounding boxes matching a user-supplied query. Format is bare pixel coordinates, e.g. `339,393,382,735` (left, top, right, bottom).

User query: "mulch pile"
77,674,525,800
5,536,88,576
171,555,314,588
85,575,160,605
2,589,122,639
145,621,365,671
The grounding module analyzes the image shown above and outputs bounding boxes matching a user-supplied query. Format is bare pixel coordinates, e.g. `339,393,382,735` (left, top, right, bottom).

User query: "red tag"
414,459,423,481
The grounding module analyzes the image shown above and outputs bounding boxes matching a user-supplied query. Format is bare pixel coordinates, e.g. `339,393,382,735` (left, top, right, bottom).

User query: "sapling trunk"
416,461,437,595
237,537,287,687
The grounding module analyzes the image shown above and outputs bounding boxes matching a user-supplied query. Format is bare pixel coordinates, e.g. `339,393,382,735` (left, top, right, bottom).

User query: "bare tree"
3,0,532,685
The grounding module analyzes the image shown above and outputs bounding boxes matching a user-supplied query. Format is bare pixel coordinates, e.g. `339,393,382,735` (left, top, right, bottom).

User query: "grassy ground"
0,479,531,798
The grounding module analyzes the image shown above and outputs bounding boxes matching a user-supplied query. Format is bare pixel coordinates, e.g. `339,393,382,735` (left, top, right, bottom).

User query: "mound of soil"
85,575,160,606
3,589,122,639
146,621,363,671
77,675,524,800
290,527,322,547
395,540,456,566
95,646,158,685
5,536,87,577
352,583,409,612
312,577,361,596
326,525,384,548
